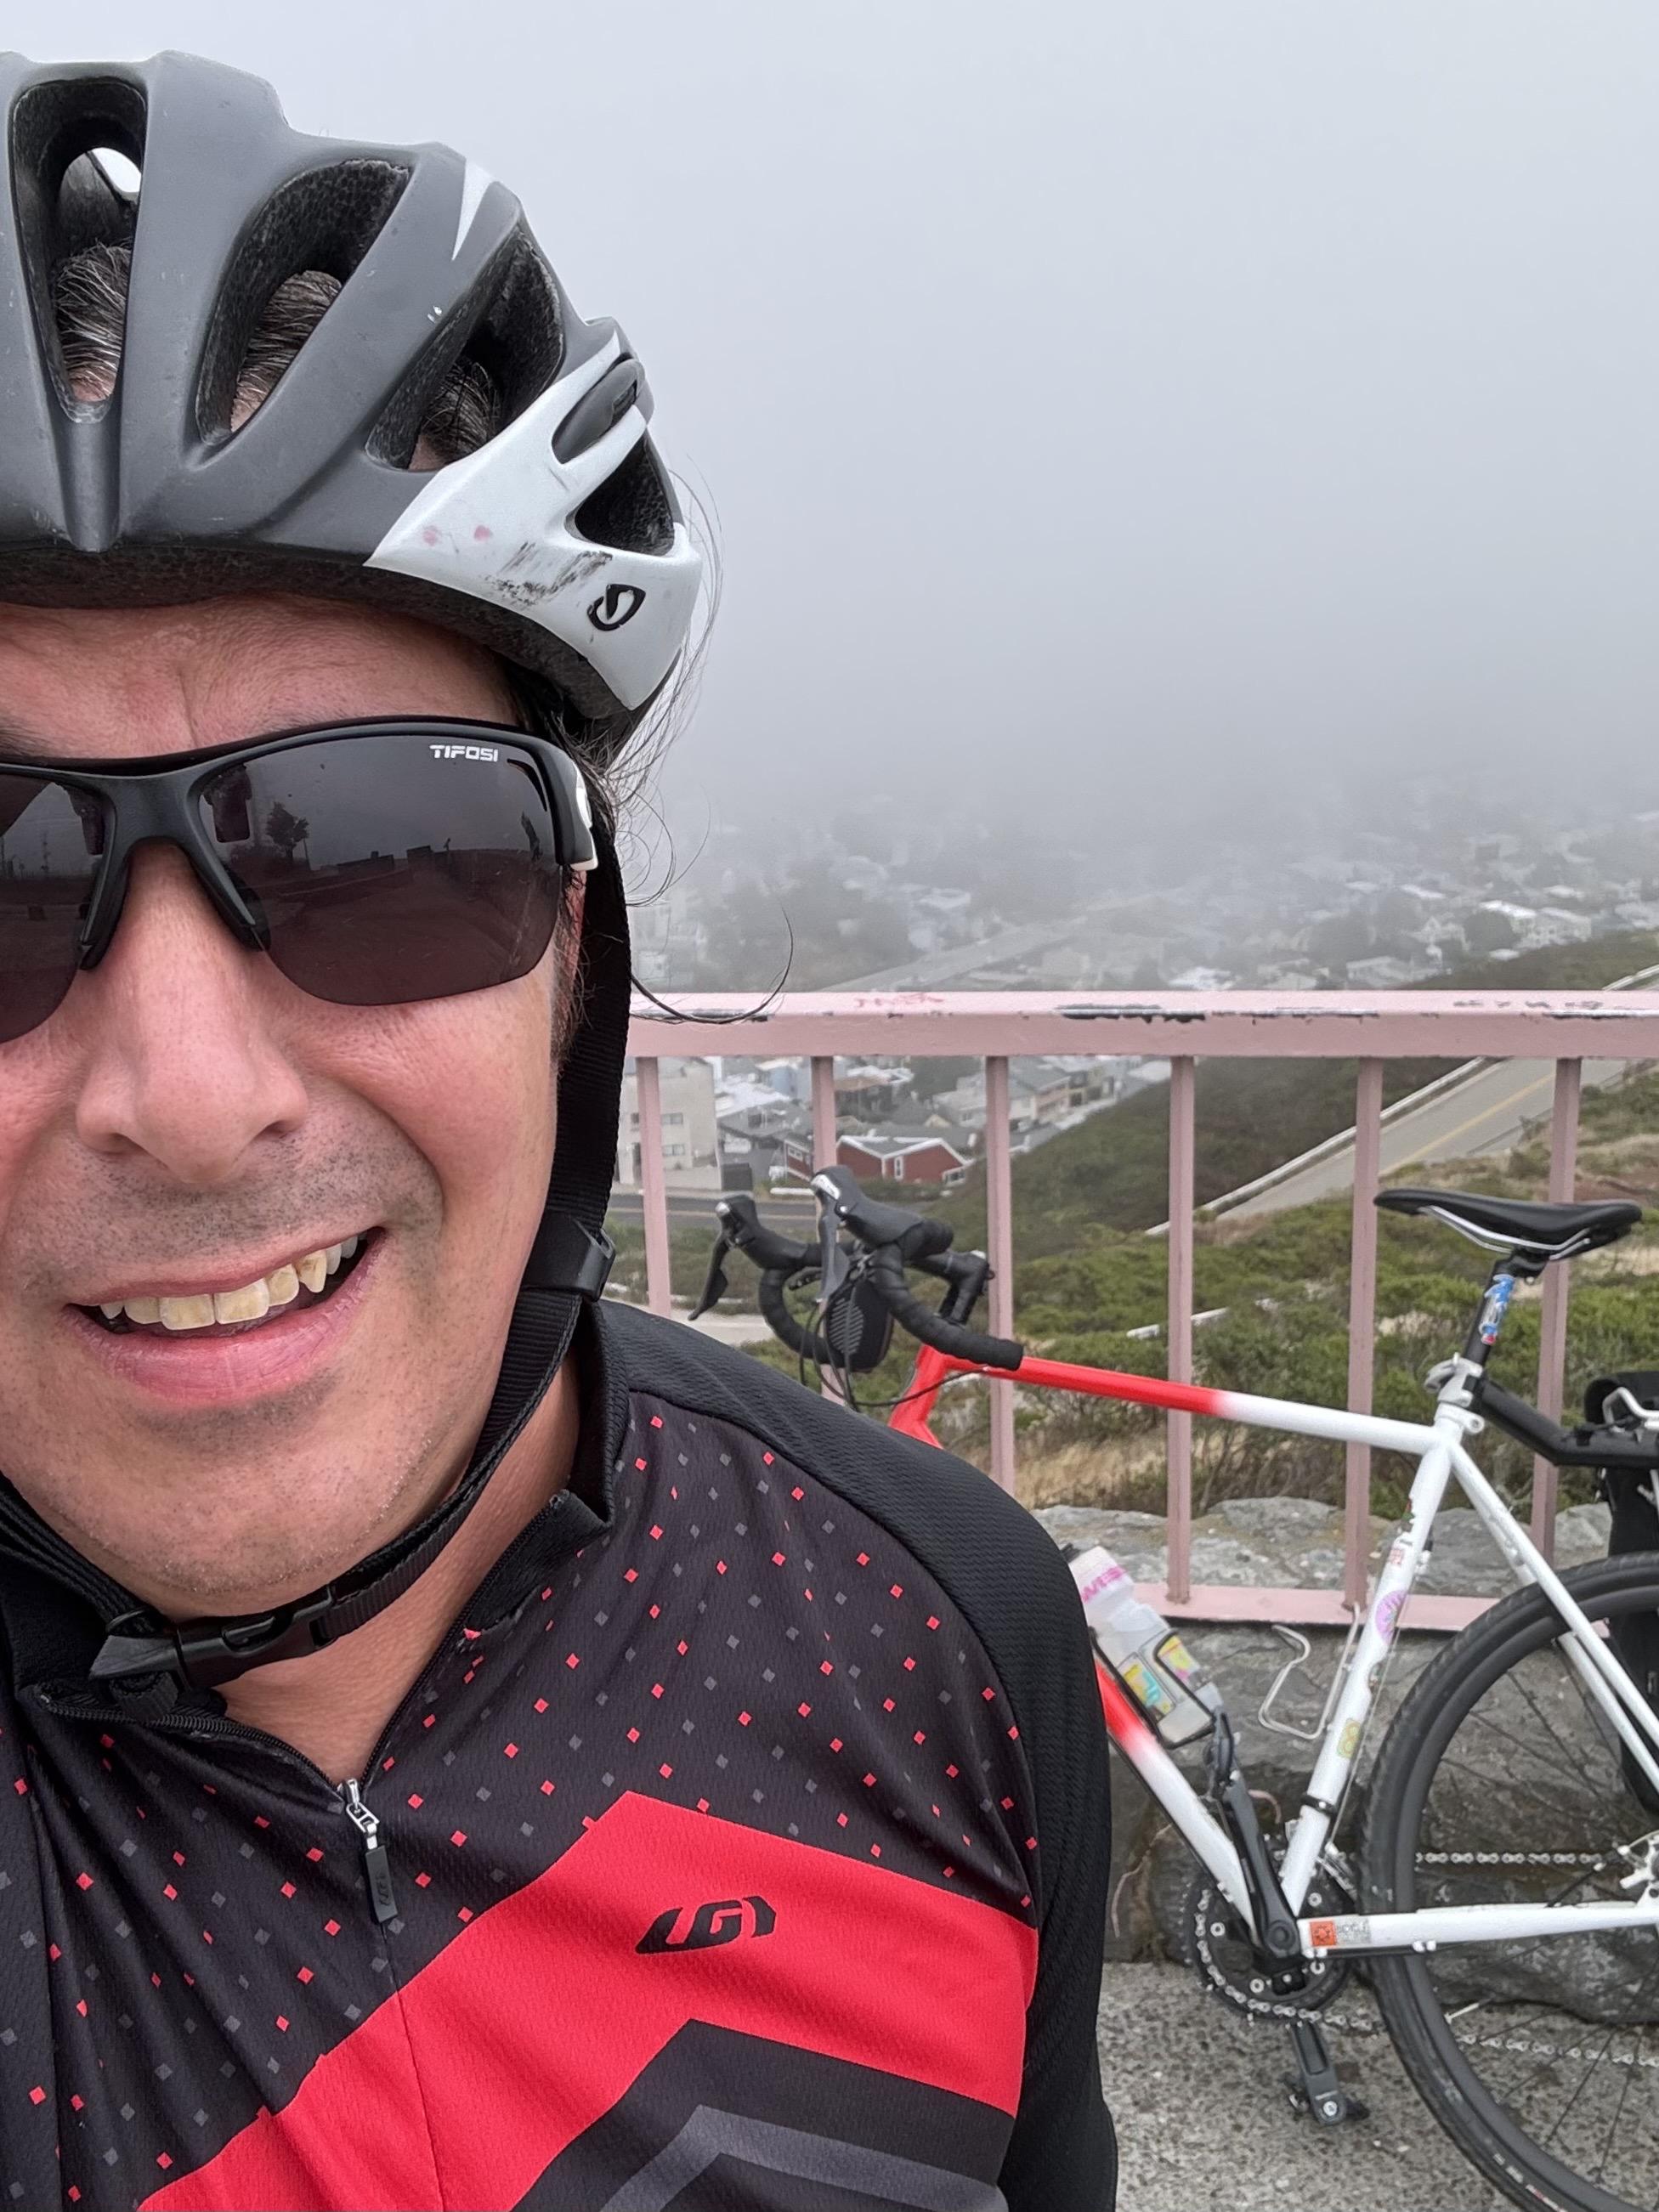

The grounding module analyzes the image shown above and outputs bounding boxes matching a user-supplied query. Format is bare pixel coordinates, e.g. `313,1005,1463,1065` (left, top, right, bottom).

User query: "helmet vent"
371,230,561,469
9,73,146,413
571,436,676,557
197,158,410,442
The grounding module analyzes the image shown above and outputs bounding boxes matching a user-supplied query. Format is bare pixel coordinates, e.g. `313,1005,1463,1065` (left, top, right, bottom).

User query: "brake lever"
814,1182,852,1312
914,1247,991,1327
688,1234,733,1321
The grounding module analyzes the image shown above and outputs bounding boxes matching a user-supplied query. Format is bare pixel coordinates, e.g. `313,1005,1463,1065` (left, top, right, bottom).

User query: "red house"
836,1134,971,1188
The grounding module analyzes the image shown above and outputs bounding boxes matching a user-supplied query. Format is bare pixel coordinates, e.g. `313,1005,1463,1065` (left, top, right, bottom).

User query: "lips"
61,1230,385,1410
84,1233,373,1337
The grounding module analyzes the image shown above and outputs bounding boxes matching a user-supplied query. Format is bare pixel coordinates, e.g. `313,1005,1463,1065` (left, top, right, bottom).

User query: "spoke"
1461,1677,1601,1802
1594,2024,1641,2185
1510,1647,1605,1789
1538,2016,1621,2152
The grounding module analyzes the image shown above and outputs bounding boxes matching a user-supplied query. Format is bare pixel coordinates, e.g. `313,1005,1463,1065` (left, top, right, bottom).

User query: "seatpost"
1459,1259,1517,1370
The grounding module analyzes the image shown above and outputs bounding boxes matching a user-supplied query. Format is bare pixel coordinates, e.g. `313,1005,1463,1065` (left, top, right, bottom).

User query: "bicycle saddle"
1376,1186,1642,1259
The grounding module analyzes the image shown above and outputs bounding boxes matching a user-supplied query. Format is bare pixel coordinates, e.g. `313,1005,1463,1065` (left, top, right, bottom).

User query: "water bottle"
1069,1546,1223,1747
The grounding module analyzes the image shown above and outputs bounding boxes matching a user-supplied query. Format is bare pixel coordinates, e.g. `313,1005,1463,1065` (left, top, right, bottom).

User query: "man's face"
0,594,565,1614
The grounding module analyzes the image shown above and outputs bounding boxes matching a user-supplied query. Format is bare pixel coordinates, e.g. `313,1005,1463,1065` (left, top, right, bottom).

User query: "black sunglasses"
0,717,597,1047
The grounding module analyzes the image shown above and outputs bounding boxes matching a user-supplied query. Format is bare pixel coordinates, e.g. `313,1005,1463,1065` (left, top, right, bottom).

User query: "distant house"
617,1059,721,1192
838,1133,971,1188
941,1055,1114,1132
1522,908,1594,948
835,1062,912,1115
716,1099,813,1185
1347,954,1424,988
775,1125,971,1189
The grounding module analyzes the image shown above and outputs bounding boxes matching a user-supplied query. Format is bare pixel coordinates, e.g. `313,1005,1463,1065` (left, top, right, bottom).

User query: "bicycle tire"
1361,1553,1659,2212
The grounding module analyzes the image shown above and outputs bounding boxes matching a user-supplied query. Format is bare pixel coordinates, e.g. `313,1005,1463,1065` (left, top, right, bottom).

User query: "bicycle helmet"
0,51,705,1694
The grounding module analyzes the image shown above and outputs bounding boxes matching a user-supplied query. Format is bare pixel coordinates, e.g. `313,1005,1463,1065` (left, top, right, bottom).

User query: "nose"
71,843,309,1184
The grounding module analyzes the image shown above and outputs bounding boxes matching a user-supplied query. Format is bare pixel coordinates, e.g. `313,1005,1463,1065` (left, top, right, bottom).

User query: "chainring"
1181,1862,1355,2020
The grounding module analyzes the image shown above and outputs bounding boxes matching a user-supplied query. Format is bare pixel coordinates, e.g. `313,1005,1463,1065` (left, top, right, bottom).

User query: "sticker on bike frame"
1373,1588,1405,1643
1337,1719,1362,1759
1478,1273,1516,1346
1308,1915,1372,1951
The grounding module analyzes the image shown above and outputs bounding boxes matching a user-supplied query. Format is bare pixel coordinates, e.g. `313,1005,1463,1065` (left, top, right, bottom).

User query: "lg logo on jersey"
637,1894,777,1955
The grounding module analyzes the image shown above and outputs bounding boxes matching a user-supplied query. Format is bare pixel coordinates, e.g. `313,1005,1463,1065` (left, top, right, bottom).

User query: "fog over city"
13,2,1659,892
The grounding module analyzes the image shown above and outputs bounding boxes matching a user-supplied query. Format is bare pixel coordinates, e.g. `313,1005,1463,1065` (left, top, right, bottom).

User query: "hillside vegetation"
937,931,1659,1253
610,933,1659,1518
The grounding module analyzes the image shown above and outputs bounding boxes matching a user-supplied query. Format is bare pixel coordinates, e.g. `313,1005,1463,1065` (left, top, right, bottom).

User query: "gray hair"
53,242,496,463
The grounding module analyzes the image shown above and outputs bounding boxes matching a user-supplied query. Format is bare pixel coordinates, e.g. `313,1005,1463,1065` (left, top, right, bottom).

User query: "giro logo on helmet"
588,581,647,632
427,743,501,761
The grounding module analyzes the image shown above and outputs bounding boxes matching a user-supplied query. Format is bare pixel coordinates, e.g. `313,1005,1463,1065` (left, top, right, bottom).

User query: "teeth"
94,1236,367,1328
213,1279,270,1326
159,1294,216,1332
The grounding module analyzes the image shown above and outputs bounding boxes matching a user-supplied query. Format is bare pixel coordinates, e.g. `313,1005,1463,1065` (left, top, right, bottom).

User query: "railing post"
636,1055,672,1318
1166,1057,1196,1604
1345,1059,1384,1610
1531,1057,1583,1561
810,1055,838,1169
984,1055,1016,1493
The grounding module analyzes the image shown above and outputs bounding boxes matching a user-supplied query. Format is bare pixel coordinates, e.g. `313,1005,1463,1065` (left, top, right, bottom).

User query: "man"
0,53,1113,2209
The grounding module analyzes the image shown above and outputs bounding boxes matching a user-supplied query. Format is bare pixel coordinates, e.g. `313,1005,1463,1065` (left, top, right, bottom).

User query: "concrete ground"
1098,1966,1507,2212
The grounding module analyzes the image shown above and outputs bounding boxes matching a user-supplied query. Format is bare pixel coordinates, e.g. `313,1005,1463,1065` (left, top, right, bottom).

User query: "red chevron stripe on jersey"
144,1791,1038,2212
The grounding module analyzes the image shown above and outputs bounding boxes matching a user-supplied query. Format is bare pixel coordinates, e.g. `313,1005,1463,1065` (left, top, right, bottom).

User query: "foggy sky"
8,2,1659,852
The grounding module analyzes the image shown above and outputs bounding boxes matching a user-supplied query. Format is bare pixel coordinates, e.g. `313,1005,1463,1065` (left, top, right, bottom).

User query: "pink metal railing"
625,990,1659,1625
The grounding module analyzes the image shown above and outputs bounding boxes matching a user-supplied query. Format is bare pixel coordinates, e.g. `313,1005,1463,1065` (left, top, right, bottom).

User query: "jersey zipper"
341,1776,399,1926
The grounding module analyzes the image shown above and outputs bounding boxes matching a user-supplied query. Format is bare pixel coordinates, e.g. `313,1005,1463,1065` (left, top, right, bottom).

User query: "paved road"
1226,1056,1630,1221
1099,1965,1504,2210
605,1188,812,1232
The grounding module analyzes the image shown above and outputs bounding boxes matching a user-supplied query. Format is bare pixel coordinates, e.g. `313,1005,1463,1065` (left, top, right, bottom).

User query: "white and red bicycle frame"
891,1343,1659,1963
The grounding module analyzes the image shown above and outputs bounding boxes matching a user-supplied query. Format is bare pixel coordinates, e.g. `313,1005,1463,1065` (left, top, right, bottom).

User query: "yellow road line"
1391,1071,1549,1164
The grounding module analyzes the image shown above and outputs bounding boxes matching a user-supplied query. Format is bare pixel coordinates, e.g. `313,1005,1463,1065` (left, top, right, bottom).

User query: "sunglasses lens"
199,733,563,1007
0,774,100,1044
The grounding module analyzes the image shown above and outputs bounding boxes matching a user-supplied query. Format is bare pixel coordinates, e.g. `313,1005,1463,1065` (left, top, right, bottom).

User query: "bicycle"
694,1166,1659,2212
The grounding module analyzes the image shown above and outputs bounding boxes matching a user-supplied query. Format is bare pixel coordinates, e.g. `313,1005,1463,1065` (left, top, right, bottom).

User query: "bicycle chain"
1418,1850,1609,1869
1215,1996,1659,2071
1197,1849,1622,2044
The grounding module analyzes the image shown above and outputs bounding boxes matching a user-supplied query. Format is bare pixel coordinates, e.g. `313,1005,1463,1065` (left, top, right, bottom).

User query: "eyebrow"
0,724,64,763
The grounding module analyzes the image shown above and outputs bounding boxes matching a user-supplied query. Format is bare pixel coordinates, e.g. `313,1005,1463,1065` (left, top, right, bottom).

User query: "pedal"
1282,2020,1366,2125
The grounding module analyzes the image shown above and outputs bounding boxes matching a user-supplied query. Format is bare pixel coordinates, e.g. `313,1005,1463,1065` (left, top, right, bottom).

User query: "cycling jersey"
0,1299,1114,2209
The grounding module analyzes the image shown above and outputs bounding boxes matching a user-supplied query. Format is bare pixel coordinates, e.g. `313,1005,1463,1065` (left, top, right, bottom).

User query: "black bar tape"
867,1247,1022,1372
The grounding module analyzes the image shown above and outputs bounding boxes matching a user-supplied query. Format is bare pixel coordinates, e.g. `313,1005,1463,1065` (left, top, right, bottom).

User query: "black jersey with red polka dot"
0,1299,1114,2209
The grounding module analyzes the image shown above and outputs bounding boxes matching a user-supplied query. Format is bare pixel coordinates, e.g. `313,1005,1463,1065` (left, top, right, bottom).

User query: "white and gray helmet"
0,50,702,758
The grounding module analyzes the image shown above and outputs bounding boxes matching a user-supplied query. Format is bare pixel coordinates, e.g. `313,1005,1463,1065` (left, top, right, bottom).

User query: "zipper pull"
341,1777,399,1926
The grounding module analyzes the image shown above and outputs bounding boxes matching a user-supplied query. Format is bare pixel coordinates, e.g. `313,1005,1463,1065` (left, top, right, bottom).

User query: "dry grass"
1015,1434,1166,1510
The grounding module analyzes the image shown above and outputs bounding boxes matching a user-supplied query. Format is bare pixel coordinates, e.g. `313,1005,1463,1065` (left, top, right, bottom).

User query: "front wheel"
1362,1555,1659,2212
